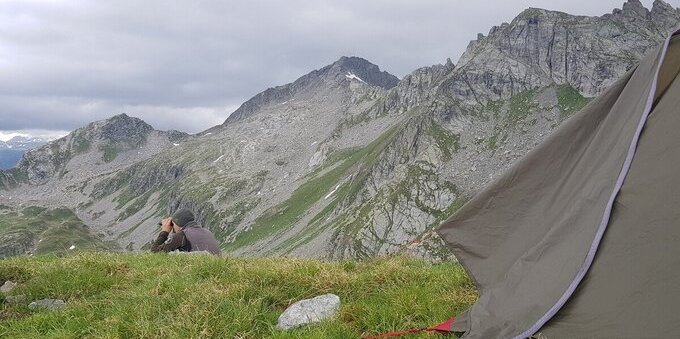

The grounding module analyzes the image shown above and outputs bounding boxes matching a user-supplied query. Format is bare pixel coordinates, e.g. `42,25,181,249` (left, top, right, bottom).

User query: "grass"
556,84,591,120
426,121,460,161
0,253,477,338
507,89,538,125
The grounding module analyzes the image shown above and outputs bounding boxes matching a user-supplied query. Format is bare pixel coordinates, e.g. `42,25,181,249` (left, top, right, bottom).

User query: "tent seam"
511,33,673,339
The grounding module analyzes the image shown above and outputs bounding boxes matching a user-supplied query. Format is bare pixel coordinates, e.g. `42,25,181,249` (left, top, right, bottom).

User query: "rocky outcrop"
445,0,679,104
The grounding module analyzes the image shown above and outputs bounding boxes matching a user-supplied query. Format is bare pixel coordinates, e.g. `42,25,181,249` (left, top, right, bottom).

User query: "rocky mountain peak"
650,0,680,29
450,0,680,102
223,56,397,124
92,113,154,143
653,0,676,11
621,0,650,17
328,56,400,89
1,114,175,185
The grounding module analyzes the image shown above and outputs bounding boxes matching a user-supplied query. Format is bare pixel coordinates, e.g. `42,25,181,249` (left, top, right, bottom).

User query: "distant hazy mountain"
0,136,51,169
1,0,678,259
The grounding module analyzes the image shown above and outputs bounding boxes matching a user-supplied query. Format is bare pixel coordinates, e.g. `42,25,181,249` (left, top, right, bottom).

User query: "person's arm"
150,217,186,253
150,230,186,252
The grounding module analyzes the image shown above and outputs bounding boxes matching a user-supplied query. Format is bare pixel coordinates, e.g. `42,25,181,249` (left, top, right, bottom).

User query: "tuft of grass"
0,253,476,338
507,89,538,125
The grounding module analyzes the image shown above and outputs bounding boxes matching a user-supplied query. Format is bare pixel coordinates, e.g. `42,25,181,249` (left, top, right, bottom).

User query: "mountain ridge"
0,0,677,259
222,56,399,125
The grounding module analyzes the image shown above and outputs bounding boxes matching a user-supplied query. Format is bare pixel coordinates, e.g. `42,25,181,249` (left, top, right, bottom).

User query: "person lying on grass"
151,208,221,255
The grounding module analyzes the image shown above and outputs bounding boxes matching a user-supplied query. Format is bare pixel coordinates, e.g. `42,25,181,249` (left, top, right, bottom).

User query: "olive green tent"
437,29,680,338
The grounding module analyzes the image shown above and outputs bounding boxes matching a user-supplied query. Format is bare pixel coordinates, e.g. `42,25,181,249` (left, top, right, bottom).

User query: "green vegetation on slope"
426,121,460,161
225,125,403,251
99,145,121,163
556,84,591,119
0,253,476,338
507,89,538,125
0,207,117,257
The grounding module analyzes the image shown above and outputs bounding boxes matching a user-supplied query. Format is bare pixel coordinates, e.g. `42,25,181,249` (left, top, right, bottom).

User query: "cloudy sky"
0,0,671,140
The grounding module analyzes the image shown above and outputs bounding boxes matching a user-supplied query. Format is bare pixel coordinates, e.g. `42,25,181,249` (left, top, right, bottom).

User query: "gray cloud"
0,0,670,134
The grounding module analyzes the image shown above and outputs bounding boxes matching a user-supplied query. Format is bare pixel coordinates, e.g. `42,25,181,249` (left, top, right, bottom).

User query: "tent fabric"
437,29,680,339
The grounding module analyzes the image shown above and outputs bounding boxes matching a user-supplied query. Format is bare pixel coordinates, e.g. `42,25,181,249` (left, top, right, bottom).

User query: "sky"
0,0,672,140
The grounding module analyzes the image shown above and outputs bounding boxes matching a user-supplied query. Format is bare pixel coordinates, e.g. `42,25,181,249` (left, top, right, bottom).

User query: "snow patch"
173,143,180,146
68,245,76,250
324,184,341,200
345,72,367,84
213,155,225,163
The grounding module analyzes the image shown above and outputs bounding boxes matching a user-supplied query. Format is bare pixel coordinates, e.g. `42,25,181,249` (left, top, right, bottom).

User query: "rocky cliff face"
0,1,677,260
448,0,680,104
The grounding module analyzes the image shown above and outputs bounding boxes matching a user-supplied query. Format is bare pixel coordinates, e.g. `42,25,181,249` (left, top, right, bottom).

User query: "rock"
5,295,26,303
168,250,212,256
276,294,341,330
0,281,16,293
28,299,66,310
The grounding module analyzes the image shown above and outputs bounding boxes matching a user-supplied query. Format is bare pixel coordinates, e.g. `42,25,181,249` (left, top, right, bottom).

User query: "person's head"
171,208,195,232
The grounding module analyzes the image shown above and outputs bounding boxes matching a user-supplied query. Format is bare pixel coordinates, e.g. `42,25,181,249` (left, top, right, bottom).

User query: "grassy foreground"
0,252,476,338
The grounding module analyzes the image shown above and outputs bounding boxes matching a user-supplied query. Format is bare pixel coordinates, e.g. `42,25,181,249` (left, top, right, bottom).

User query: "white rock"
277,294,341,330
28,299,66,310
0,281,17,293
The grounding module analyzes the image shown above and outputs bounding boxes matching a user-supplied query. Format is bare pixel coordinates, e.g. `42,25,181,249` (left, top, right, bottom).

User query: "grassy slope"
0,253,476,338
0,206,118,257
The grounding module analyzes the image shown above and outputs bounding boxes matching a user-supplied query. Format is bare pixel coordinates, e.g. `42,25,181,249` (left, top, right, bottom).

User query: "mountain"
0,1,677,259
221,56,399,124
0,136,51,169
5,136,51,150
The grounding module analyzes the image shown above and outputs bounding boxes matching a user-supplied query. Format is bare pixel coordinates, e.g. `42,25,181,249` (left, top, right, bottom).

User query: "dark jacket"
150,221,221,255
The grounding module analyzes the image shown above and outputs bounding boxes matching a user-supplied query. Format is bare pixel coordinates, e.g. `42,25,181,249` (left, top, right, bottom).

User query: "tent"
436,29,680,338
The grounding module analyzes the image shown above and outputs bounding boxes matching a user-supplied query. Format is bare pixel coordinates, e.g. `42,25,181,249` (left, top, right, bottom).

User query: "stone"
168,250,212,256
276,294,341,330
0,281,16,293
5,295,26,303
28,299,66,310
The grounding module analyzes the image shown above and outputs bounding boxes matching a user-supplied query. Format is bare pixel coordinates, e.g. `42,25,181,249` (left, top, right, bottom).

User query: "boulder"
277,294,341,330
0,281,16,293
